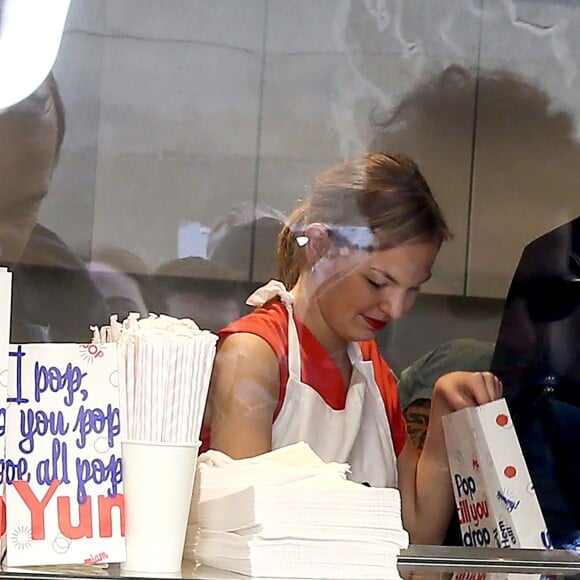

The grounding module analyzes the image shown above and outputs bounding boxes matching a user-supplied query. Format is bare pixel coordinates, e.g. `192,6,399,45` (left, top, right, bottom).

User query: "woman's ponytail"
276,203,308,290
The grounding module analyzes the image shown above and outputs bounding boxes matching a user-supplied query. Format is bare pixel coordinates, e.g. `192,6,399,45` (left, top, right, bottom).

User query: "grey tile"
469,0,580,297
90,32,263,278
97,39,262,157
63,0,106,35
267,0,480,59
267,0,340,53
105,0,266,53
92,153,256,279
258,47,479,294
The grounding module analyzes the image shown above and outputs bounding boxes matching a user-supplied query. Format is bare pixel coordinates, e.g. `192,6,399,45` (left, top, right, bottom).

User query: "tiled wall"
40,0,580,300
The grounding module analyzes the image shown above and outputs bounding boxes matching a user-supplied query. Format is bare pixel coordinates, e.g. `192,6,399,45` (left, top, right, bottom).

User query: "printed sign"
2,343,125,566
451,573,543,580
443,399,550,550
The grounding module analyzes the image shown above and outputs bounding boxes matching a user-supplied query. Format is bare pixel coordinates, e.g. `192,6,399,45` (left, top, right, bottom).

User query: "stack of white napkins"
185,442,408,579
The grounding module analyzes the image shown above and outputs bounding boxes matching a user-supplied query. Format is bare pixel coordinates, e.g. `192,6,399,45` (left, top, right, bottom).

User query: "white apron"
246,281,398,488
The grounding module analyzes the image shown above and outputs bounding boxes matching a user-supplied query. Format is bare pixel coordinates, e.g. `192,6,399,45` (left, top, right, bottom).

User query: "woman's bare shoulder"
212,332,280,398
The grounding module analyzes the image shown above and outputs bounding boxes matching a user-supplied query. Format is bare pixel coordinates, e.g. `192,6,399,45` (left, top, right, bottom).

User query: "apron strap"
245,280,301,382
285,303,302,382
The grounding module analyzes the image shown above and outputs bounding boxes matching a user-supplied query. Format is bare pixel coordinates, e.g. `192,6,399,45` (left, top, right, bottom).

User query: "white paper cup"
121,440,201,574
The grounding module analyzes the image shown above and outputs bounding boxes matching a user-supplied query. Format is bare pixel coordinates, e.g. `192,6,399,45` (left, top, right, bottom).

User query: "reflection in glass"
492,218,580,548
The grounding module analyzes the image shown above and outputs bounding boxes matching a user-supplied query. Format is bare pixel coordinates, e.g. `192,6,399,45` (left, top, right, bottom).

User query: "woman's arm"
208,332,281,459
397,371,502,544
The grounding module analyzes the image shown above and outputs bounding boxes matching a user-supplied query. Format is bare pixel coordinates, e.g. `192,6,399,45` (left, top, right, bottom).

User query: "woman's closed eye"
366,274,422,295
365,276,388,290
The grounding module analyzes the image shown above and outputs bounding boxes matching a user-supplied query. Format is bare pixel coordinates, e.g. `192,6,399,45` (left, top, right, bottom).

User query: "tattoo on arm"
404,398,431,453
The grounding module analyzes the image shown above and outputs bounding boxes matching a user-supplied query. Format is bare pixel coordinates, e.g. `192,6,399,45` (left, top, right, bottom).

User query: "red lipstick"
362,315,387,331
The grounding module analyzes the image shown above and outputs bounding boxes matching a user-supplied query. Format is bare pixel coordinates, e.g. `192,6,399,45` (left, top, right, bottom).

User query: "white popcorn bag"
442,399,551,549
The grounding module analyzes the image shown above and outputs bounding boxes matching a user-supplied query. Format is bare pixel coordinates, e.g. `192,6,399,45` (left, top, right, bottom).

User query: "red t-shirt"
201,300,407,455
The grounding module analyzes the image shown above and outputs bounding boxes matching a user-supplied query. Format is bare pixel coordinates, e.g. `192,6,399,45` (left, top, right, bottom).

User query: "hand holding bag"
442,399,550,549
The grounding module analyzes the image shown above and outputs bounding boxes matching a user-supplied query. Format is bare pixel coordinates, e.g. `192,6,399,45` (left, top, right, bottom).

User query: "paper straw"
149,334,159,441
93,313,218,445
164,336,178,442
139,335,150,440
175,335,187,442
127,335,137,439
117,339,128,439
186,335,195,443
192,337,205,441
156,333,166,441
183,339,193,443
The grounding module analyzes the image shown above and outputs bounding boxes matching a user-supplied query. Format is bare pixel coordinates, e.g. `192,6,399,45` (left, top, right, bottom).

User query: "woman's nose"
378,292,406,320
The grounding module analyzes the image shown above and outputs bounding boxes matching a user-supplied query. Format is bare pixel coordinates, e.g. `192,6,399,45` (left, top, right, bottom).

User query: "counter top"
2,546,580,580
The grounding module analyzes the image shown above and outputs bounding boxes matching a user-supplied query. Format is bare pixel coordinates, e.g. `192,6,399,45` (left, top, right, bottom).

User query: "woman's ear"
304,223,331,267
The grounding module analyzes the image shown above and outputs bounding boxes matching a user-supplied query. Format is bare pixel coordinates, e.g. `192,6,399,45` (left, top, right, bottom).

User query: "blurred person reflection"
155,257,243,331
0,73,108,341
370,65,580,546
207,202,286,282
370,65,579,216
369,66,580,418
88,247,167,321
87,261,149,321
491,216,579,548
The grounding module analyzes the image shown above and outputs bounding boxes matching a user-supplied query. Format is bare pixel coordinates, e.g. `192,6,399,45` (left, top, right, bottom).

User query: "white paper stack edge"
185,442,408,579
